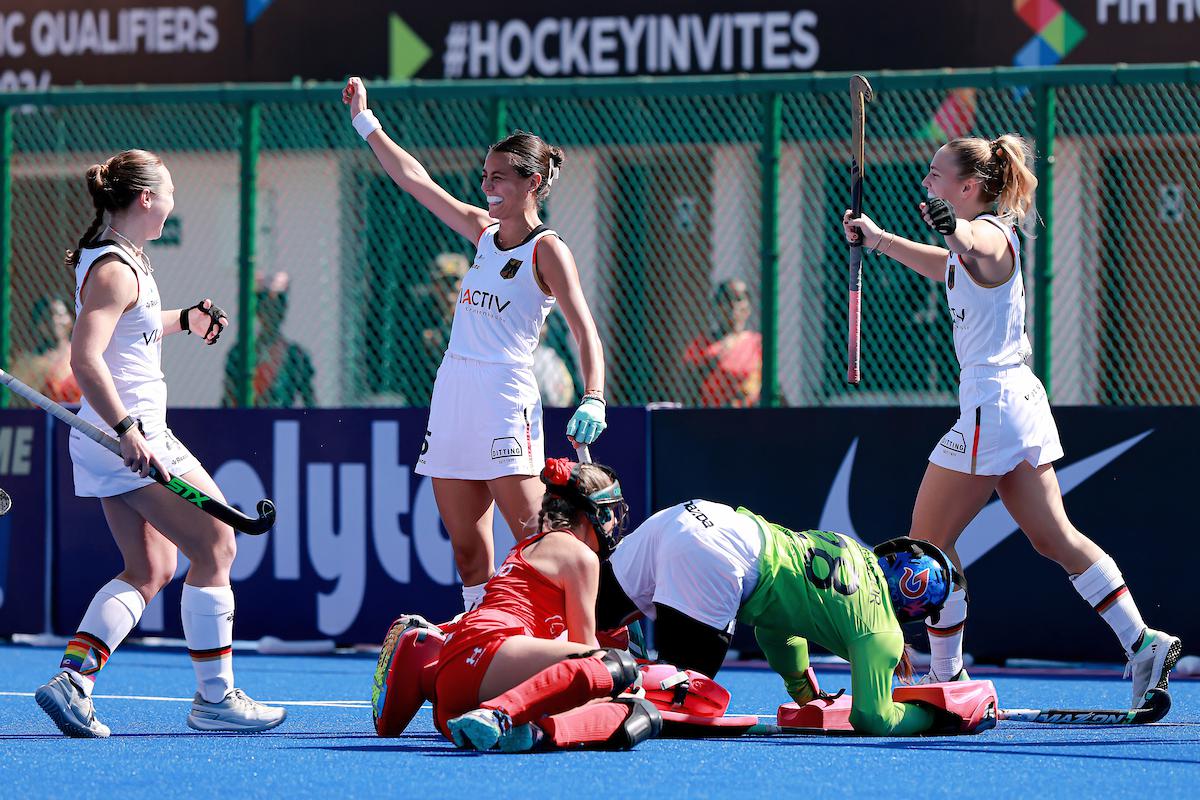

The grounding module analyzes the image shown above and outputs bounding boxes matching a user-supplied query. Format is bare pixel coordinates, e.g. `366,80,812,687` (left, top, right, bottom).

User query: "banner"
51,406,648,642
4,1,1199,88
652,406,1196,663
0,411,49,635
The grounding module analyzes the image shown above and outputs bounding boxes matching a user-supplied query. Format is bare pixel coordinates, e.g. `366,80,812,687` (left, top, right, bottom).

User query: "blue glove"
566,397,607,445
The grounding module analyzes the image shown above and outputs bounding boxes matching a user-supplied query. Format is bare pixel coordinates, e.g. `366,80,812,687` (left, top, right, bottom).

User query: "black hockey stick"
0,369,275,535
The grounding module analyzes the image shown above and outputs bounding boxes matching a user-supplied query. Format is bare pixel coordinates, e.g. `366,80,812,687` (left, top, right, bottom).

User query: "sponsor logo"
465,646,485,667
818,431,1152,568
899,566,930,599
940,430,967,454
491,437,523,460
949,306,967,328
684,500,715,528
142,328,163,345
144,297,159,309
546,615,565,638
500,258,522,279
459,288,511,314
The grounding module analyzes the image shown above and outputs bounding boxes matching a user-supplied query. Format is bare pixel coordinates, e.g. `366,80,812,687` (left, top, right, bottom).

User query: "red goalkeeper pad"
640,664,758,736
894,679,998,734
372,618,445,737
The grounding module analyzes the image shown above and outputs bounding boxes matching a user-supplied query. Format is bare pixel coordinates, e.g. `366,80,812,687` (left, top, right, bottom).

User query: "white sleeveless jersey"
944,215,1032,370
74,242,168,434
446,223,557,366
608,500,762,629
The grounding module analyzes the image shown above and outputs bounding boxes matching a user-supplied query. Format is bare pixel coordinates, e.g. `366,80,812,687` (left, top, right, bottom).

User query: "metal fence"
2,64,1198,409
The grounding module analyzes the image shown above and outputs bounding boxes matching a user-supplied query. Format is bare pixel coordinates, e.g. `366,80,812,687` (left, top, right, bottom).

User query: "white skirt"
70,425,201,498
415,353,544,480
928,363,1063,477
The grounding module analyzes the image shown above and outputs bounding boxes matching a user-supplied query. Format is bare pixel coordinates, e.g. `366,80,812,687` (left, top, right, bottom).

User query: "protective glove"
566,396,606,445
921,197,958,236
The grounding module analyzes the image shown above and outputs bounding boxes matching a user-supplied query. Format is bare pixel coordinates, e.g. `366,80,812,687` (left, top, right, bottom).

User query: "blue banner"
651,406,1194,663
0,410,50,635
53,406,648,642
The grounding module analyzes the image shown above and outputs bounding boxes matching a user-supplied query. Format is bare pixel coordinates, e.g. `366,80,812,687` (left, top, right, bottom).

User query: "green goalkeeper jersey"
736,507,934,735
737,508,895,653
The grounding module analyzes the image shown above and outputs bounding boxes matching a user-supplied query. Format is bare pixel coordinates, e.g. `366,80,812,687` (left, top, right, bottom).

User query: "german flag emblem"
500,258,523,279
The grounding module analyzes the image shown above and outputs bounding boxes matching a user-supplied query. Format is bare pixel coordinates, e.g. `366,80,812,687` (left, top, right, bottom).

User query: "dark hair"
488,130,564,206
944,134,1037,230
30,296,70,354
537,463,613,534
714,279,749,306
65,149,164,268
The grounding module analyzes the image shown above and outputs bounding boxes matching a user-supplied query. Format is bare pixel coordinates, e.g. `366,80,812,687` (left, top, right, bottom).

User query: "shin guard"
541,698,662,750
482,652,619,725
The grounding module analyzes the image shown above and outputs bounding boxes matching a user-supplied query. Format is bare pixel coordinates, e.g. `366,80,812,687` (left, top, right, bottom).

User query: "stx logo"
459,288,511,313
164,477,209,508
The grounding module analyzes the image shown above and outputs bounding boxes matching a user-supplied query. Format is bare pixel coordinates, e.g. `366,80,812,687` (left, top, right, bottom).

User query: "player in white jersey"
34,150,286,738
841,134,1179,708
343,78,608,612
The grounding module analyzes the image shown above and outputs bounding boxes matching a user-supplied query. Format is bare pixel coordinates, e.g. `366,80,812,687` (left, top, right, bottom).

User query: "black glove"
922,197,958,236
180,300,227,344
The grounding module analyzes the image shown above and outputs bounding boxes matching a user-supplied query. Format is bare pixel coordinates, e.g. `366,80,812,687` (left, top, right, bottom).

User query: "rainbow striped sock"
59,631,111,683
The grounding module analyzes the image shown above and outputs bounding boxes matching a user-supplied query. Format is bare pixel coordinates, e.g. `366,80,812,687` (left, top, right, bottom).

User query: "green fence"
2,64,1199,409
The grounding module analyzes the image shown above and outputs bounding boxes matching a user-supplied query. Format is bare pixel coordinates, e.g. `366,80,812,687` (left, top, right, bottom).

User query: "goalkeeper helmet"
874,537,956,624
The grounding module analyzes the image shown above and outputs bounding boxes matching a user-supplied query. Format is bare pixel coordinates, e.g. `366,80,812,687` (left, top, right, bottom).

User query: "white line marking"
0,691,369,708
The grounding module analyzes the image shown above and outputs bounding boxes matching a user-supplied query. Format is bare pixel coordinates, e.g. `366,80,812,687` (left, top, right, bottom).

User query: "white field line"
0,690,379,708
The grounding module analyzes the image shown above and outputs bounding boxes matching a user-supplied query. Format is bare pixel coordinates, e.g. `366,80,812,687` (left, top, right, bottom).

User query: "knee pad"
372,617,445,737
600,648,639,696
605,697,663,750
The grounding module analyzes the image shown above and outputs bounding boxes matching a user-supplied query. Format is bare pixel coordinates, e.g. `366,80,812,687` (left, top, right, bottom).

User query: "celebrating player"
379,458,659,752
34,150,286,738
343,77,609,613
841,134,1180,706
596,500,981,736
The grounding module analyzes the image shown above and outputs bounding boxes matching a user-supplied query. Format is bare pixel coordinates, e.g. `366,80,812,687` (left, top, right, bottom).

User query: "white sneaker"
1125,629,1182,709
34,671,110,738
187,688,287,732
917,667,970,684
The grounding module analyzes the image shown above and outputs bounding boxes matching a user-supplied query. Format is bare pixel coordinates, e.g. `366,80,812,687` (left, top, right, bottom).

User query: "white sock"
60,579,146,697
462,582,487,613
926,588,967,681
181,584,236,703
1069,555,1146,654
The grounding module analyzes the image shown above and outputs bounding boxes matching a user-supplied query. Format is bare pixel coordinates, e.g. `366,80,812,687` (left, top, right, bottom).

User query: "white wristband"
352,109,382,141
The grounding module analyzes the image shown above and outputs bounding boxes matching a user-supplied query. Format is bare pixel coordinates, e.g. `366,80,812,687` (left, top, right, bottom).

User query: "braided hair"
65,149,164,268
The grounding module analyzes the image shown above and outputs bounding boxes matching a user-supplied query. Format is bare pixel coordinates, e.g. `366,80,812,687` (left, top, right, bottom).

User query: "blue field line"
2,643,1198,800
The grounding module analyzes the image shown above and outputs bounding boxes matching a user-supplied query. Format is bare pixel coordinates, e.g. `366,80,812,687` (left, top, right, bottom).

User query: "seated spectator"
10,296,82,404
682,279,762,407
223,271,315,407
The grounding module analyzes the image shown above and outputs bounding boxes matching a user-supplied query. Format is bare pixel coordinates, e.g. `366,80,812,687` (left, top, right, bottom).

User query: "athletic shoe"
187,688,287,732
917,667,970,684
1125,629,1182,709
34,671,110,738
448,708,540,752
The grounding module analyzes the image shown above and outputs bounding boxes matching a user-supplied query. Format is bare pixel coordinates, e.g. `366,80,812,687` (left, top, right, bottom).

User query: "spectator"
682,279,762,407
10,296,82,404
223,271,315,408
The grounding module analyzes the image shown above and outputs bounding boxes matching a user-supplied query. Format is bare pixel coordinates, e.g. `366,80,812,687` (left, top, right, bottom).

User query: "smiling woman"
342,77,610,614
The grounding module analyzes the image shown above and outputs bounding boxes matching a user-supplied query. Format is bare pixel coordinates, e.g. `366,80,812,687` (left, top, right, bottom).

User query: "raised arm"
343,77,493,243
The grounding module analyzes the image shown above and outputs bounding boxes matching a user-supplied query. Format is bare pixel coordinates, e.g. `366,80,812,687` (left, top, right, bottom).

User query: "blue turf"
1,643,1197,799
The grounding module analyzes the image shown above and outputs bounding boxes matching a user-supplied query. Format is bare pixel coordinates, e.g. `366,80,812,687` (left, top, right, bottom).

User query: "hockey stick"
574,444,592,464
997,687,1171,726
846,74,873,385
0,369,275,535
740,688,1172,736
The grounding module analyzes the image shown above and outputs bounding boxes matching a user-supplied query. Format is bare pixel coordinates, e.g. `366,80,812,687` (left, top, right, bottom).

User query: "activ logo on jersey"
459,287,511,314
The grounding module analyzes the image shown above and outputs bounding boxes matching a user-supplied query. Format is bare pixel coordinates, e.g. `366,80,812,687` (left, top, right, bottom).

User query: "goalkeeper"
597,500,989,735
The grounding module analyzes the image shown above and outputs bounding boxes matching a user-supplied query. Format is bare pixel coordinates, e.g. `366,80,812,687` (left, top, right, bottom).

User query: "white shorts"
416,353,544,480
70,425,201,498
928,363,1063,476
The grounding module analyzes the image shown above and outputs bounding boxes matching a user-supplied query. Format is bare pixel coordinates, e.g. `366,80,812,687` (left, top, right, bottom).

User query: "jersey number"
797,530,859,597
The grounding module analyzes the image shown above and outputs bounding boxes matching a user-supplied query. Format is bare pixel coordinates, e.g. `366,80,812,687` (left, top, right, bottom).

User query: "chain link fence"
2,65,1197,409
